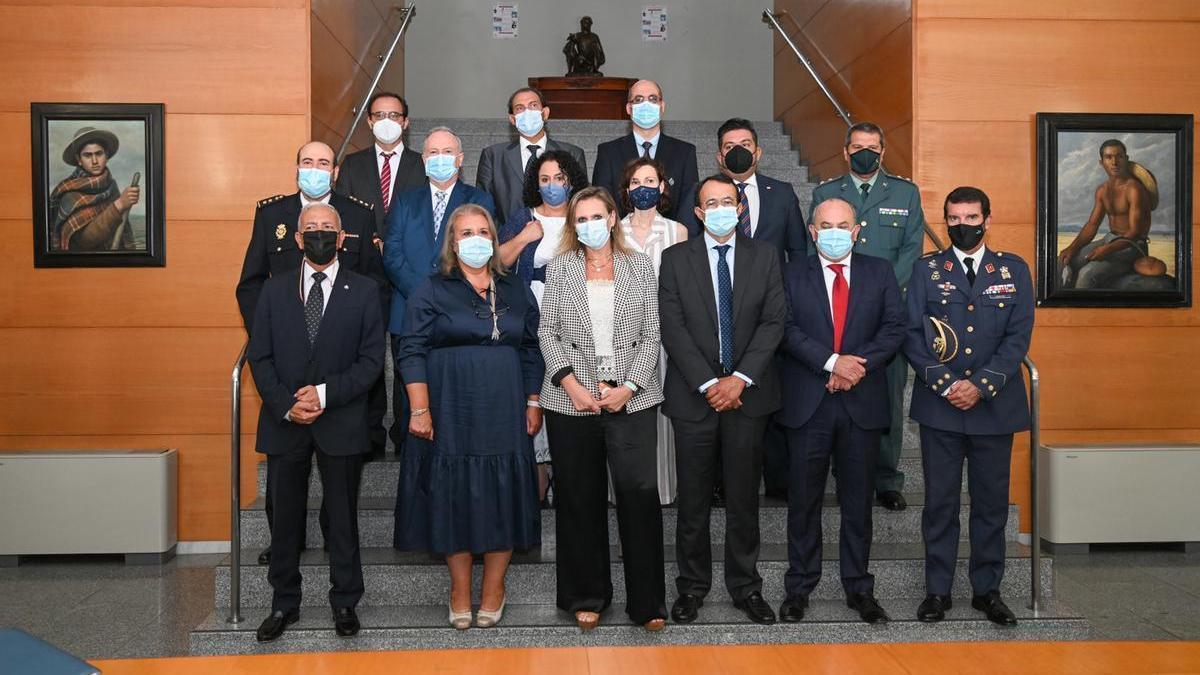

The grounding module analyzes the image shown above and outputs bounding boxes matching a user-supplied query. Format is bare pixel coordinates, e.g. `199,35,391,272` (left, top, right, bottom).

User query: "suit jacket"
679,172,808,263
593,132,698,220
248,266,385,456
658,233,787,422
538,250,664,416
477,137,586,225
335,144,425,237
235,191,384,333
777,253,906,430
382,180,496,333
904,247,1034,435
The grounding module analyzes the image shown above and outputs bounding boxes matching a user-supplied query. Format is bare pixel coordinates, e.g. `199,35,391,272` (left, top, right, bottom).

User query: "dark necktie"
829,263,848,353
715,245,734,373
305,271,327,346
525,144,540,174
736,182,752,237
964,257,977,286
380,151,395,212
641,141,653,158
860,182,871,202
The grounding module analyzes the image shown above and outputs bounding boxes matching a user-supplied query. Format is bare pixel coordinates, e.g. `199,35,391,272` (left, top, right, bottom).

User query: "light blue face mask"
630,101,662,129
297,168,332,199
457,235,494,269
539,182,570,207
703,206,739,237
575,217,611,250
514,109,545,137
816,227,854,260
424,153,458,182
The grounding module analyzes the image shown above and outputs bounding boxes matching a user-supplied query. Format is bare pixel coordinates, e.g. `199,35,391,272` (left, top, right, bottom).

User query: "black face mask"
947,224,986,251
302,230,338,265
849,148,881,175
723,145,755,175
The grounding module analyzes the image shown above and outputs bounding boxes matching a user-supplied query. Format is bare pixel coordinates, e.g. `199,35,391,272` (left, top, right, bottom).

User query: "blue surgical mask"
703,206,738,237
297,168,331,199
630,101,661,129
575,217,611,250
816,227,854,260
514,109,545,137
456,235,493,269
424,154,458,182
539,182,570,207
628,185,662,211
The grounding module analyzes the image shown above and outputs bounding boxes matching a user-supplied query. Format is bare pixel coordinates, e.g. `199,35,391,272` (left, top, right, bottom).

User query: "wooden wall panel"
917,0,1200,21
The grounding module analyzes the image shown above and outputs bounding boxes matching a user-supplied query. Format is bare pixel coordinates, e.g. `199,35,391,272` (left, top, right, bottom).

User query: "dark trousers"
388,333,409,452
545,408,666,624
672,408,768,601
875,354,909,493
267,445,364,613
784,395,878,598
920,426,1013,596
367,359,388,454
761,418,790,495
264,473,328,547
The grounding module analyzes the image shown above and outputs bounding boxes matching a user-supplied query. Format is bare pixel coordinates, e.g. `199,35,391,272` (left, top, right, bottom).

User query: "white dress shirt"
299,258,339,411
375,141,404,181
699,230,753,392
952,243,987,281
632,130,661,159
300,191,331,207
735,173,762,237
520,134,549,170
818,253,853,373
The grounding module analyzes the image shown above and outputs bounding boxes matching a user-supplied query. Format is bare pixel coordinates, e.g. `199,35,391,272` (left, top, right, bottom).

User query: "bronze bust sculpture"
564,16,605,77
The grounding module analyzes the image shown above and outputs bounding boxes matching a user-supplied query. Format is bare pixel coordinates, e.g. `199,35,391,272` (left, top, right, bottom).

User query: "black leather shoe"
972,591,1018,626
917,594,953,622
256,609,299,642
875,490,908,511
734,591,776,625
333,607,360,637
257,548,271,566
671,593,703,624
779,595,808,623
846,593,890,624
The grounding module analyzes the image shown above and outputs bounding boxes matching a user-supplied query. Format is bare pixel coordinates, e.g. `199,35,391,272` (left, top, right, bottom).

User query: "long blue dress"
393,270,544,554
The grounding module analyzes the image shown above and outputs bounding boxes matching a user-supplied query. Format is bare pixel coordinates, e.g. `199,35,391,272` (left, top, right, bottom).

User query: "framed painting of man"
31,102,165,267
1036,112,1192,307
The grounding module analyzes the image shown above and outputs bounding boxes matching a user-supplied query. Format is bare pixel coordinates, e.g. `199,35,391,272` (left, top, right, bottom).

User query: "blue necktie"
715,245,734,372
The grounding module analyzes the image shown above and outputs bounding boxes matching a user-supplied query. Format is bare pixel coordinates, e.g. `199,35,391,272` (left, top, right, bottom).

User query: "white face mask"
372,117,403,145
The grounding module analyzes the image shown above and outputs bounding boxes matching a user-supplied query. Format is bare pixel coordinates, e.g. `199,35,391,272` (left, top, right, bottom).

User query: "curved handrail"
227,341,249,625
335,4,416,165
1024,355,1042,614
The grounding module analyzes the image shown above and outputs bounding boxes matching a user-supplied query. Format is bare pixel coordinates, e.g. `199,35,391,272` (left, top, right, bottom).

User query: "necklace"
585,253,612,272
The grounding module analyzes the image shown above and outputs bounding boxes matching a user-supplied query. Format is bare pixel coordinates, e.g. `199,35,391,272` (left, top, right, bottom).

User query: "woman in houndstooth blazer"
538,186,667,632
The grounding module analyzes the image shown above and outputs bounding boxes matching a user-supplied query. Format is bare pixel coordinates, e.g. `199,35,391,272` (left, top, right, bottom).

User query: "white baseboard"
1018,533,1032,546
177,541,231,554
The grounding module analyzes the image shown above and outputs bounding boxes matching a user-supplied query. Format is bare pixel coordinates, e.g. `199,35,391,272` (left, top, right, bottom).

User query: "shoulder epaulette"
885,172,916,185
257,194,285,209
819,176,839,185
920,249,940,259
347,195,374,211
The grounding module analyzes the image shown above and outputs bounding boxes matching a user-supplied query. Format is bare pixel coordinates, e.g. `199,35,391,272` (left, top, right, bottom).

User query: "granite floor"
1,545,1197,661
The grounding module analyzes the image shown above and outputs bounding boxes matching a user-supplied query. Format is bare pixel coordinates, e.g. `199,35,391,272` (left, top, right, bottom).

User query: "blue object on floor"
0,628,100,675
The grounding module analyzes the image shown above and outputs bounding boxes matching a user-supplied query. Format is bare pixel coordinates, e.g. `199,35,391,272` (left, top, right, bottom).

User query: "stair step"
408,119,788,136
190,597,1087,655
213,548,1050,607
408,133,798,154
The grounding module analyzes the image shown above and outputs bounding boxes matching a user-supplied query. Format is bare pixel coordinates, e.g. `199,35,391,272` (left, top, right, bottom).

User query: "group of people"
235,79,1034,642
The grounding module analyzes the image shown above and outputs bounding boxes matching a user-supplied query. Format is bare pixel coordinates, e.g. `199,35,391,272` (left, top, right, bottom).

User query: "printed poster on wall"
642,5,667,42
493,3,518,39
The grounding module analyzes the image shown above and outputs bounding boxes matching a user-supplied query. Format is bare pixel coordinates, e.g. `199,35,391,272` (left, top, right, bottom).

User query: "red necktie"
380,151,395,212
829,263,848,353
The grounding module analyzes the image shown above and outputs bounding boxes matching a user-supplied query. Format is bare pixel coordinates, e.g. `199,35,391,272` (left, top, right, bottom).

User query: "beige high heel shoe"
475,595,506,628
448,603,472,630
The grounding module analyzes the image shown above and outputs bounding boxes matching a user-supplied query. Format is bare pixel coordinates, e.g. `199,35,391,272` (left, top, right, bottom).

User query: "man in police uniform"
235,140,384,566
809,122,926,512
903,186,1033,627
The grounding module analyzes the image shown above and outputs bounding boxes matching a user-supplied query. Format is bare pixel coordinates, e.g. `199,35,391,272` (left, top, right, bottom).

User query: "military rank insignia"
944,261,954,272
985,263,996,274
931,271,941,281
1000,266,1011,279
275,223,287,240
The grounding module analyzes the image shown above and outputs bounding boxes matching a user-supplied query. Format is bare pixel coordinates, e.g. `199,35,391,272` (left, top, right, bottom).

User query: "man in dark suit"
776,198,906,625
904,186,1034,627
248,201,384,642
678,118,809,502
659,174,786,625
593,79,698,220
235,140,382,566
477,86,586,225
383,127,495,445
334,91,425,458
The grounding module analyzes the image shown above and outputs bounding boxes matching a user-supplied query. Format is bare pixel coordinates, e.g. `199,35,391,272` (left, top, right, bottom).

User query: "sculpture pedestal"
528,76,636,120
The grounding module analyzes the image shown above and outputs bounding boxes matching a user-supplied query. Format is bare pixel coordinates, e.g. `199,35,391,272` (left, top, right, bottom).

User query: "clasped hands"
706,376,746,412
565,376,632,414
827,354,867,393
945,379,983,410
287,385,322,425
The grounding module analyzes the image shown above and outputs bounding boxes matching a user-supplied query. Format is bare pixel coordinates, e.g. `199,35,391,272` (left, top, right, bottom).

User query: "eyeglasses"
702,197,738,209
629,95,662,105
369,112,406,122
472,298,511,321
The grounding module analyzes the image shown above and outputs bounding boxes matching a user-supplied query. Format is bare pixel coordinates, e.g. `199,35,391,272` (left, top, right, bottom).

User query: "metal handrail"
335,4,416,164
227,341,249,625
1024,355,1042,614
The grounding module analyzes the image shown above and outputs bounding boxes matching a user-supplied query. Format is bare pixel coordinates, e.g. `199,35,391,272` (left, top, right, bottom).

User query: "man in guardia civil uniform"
808,122,926,511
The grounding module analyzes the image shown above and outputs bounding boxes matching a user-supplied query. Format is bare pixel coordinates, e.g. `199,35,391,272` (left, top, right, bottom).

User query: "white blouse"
586,278,616,380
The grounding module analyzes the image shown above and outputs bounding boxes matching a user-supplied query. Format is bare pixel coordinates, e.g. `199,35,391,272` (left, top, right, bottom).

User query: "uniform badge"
275,223,287,240
928,260,938,269
943,261,954,272
985,263,996,274
1000,266,1011,279
931,271,941,281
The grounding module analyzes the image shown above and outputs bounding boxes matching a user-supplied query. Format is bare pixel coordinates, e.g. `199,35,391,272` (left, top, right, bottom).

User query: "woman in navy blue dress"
394,203,544,630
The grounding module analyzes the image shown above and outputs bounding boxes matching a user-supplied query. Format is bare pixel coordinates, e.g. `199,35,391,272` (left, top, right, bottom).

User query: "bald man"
236,140,385,566
592,79,698,220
